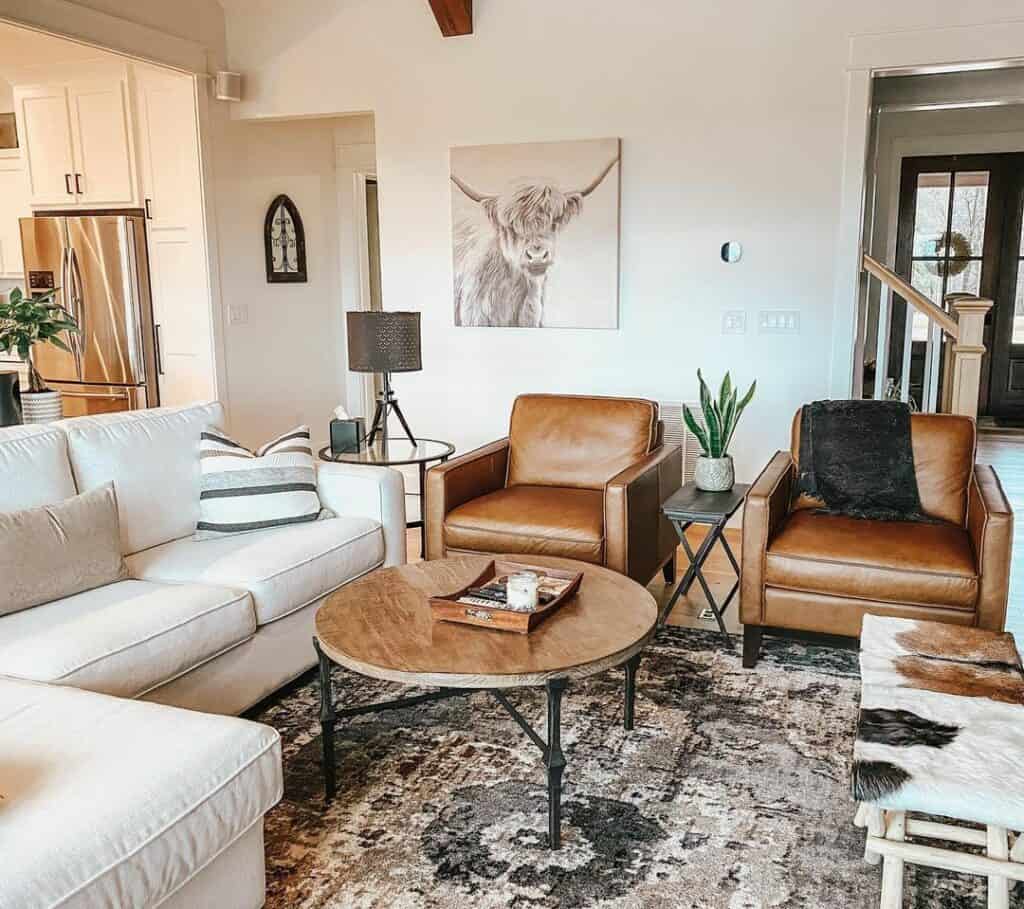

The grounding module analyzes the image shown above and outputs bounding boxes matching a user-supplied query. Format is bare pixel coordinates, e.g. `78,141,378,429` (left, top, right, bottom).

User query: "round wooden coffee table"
313,555,658,849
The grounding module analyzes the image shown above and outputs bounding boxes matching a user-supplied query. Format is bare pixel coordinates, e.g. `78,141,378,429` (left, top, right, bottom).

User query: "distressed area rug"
252,627,1020,908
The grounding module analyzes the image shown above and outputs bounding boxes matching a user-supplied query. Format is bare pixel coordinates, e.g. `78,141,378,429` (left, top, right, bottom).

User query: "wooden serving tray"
430,560,583,634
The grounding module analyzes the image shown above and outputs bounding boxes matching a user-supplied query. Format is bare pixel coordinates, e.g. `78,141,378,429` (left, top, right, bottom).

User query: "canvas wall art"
450,137,620,329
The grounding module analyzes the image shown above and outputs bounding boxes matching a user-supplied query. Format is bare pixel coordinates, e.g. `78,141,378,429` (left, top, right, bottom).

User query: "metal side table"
659,483,749,636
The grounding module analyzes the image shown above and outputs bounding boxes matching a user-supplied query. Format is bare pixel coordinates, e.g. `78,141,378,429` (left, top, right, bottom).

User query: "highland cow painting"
450,137,621,329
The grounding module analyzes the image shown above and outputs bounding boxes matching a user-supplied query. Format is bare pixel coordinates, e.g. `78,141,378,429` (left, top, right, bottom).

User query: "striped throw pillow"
195,426,329,540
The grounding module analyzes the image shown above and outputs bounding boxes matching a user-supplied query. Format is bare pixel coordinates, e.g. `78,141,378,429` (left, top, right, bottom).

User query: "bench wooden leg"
857,803,884,866
988,826,1009,909
880,811,906,909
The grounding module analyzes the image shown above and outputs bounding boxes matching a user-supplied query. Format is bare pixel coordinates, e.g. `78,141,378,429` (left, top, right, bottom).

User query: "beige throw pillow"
0,482,128,616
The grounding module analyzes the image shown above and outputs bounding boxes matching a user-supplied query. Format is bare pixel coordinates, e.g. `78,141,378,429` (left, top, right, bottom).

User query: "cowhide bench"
851,615,1024,908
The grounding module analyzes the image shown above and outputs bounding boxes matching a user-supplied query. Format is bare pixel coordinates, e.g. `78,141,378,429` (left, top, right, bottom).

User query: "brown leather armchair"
740,409,1013,668
425,394,682,585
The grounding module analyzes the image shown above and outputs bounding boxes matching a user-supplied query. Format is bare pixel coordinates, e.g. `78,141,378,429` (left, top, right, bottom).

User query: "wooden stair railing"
861,252,993,419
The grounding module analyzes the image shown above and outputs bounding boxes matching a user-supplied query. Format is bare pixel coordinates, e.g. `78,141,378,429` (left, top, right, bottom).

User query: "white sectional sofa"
0,402,406,908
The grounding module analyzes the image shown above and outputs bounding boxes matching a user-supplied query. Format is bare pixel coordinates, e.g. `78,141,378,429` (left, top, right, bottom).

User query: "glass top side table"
318,437,455,558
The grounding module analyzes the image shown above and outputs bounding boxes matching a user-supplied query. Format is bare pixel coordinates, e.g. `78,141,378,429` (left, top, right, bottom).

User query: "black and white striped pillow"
194,426,329,540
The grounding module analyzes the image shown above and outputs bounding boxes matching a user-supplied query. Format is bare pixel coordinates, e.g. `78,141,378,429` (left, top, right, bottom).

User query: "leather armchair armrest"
605,443,683,584
740,451,796,625
967,464,1013,631
424,438,509,560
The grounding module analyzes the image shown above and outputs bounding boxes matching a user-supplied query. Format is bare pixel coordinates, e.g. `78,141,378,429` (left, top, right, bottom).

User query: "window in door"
907,170,988,341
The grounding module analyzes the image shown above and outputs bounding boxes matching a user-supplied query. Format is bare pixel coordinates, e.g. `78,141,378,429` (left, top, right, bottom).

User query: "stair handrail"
862,252,959,338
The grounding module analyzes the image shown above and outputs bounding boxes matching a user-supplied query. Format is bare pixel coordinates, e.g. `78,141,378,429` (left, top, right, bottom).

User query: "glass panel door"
892,154,1012,414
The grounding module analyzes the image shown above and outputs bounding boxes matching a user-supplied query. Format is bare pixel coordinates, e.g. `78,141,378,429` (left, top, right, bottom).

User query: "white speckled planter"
21,390,63,424
695,455,734,492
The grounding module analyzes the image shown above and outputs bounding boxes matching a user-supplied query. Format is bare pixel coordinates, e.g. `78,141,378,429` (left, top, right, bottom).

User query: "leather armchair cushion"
507,394,658,490
765,511,978,610
443,485,604,563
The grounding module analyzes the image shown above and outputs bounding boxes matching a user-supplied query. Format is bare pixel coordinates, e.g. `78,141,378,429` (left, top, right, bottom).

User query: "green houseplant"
682,370,756,492
0,287,79,423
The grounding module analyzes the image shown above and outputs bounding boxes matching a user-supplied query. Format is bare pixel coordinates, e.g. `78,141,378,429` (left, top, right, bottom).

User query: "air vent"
659,400,705,484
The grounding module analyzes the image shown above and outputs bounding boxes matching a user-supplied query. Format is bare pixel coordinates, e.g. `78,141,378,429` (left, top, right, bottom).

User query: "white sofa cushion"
128,515,385,625
0,579,255,699
0,424,77,512
0,483,128,617
0,677,281,909
59,402,224,554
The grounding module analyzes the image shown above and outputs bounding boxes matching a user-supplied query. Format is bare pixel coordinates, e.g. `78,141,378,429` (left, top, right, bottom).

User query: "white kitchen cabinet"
15,84,75,205
133,65,216,405
14,68,138,209
68,77,136,206
0,150,32,279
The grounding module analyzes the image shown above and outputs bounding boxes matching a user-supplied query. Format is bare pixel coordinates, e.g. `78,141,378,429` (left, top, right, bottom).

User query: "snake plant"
682,370,756,459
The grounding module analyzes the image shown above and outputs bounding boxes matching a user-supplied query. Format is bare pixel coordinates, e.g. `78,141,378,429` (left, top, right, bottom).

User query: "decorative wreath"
924,230,972,277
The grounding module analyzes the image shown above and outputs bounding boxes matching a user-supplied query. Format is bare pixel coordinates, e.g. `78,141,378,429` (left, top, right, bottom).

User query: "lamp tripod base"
365,373,415,448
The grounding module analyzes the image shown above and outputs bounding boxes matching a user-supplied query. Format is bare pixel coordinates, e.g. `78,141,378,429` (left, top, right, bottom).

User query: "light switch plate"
722,310,746,335
758,310,800,334
228,304,249,325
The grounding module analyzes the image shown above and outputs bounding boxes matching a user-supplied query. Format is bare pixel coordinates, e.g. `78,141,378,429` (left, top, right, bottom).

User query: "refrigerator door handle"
60,246,71,304
68,247,86,379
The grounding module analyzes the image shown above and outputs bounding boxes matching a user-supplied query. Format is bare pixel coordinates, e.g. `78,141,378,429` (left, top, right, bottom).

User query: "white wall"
217,0,1024,479
212,115,349,449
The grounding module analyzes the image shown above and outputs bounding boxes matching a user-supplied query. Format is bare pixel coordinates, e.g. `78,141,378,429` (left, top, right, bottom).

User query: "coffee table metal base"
314,638,642,850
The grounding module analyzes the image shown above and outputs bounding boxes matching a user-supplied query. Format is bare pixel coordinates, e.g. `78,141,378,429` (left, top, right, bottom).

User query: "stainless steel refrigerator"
19,215,160,417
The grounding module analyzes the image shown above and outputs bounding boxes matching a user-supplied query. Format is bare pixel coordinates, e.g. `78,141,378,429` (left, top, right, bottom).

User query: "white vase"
695,455,734,492
21,389,63,424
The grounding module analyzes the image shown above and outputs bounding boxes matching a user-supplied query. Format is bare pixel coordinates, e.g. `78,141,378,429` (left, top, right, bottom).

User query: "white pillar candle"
506,572,539,611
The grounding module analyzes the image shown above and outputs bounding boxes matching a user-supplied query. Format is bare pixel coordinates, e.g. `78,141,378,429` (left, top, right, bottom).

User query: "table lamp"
346,311,422,446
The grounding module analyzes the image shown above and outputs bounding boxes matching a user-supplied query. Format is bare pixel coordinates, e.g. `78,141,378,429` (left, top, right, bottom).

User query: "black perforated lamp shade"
346,311,422,374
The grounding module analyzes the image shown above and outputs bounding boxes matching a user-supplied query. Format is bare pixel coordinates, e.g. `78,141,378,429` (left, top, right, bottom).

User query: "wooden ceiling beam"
428,0,473,37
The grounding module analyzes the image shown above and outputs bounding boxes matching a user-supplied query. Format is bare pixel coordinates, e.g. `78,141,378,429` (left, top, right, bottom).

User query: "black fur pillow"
796,400,930,522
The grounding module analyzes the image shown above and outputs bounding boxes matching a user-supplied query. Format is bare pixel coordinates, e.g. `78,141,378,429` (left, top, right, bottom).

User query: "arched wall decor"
264,194,308,283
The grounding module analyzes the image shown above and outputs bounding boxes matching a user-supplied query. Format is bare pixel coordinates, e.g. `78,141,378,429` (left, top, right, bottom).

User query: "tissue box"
329,417,365,455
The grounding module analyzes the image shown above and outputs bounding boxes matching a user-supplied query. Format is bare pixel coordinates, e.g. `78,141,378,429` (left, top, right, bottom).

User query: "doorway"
891,152,1024,420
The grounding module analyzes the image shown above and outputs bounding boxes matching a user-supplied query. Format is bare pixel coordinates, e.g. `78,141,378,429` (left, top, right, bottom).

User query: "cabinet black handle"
145,198,153,220
65,173,73,195
155,323,165,376
74,173,83,194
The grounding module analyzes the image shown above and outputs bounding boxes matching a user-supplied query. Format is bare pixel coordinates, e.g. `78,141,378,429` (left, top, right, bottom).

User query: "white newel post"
949,298,994,419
